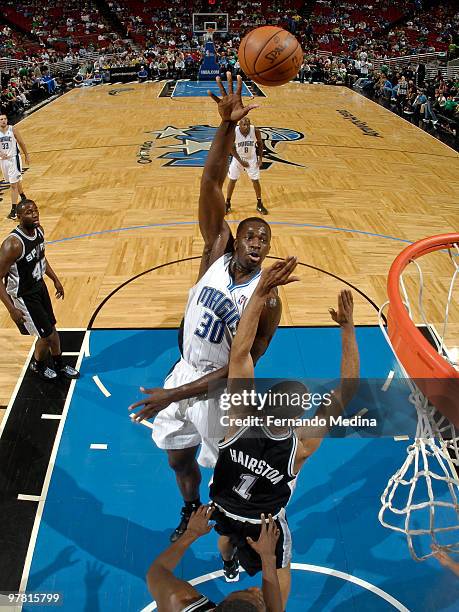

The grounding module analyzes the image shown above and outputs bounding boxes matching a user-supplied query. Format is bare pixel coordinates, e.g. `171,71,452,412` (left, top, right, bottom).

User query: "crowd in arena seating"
0,0,457,143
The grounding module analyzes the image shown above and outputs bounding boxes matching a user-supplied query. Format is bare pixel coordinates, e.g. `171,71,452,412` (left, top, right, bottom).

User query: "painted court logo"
138,125,305,168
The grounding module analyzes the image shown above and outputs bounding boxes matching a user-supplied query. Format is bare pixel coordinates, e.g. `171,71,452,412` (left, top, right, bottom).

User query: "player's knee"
167,448,197,473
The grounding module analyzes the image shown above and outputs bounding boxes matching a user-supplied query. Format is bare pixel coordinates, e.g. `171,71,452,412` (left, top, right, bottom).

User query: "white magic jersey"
235,125,257,162
182,253,261,372
0,126,18,159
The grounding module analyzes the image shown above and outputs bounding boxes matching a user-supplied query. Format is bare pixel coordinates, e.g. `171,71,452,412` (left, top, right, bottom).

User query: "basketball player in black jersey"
209,261,360,608
0,199,79,380
129,73,283,542
147,504,283,612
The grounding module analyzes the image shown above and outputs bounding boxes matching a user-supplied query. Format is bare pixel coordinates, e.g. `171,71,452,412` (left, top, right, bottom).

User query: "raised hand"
247,513,280,559
186,505,215,538
256,256,299,297
208,72,259,123
329,289,354,327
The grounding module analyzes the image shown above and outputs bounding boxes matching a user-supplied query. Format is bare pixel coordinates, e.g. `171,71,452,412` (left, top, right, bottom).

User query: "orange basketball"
238,26,303,87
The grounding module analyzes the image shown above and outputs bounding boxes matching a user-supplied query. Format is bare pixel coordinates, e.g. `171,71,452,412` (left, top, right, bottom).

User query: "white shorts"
0,155,22,184
228,157,260,181
152,358,225,468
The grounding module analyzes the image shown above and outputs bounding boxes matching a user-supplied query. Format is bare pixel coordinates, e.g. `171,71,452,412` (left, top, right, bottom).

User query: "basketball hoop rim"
387,232,459,380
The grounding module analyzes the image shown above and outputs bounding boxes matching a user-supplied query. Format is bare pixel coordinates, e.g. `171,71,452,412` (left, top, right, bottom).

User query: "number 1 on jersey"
233,473,258,500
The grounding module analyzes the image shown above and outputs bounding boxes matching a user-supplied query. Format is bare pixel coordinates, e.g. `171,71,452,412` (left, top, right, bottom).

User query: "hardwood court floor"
0,82,458,415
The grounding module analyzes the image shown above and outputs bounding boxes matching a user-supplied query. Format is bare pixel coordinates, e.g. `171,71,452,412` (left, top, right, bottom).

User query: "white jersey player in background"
0,114,30,220
129,73,284,542
226,116,268,215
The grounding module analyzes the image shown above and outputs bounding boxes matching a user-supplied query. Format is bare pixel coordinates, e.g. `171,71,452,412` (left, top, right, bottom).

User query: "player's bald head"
16,199,37,216
236,217,271,239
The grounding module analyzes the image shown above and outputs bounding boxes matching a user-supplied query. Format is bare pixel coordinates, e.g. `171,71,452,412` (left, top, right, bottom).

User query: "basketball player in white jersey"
129,73,282,542
0,114,30,220
226,117,268,215
211,261,359,609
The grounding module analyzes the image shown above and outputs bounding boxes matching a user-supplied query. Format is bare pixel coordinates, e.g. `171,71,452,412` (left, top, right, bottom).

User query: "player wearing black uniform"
0,199,79,380
209,259,360,609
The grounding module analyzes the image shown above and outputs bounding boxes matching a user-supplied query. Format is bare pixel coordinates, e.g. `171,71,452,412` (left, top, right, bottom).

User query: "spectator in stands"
137,65,148,83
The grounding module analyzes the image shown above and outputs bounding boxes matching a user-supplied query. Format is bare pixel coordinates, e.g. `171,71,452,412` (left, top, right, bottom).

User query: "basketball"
238,26,303,87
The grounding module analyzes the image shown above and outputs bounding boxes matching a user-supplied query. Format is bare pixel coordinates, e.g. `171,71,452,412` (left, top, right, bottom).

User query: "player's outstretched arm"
197,73,258,280
297,290,360,456
146,506,214,612
229,257,298,380
247,514,283,612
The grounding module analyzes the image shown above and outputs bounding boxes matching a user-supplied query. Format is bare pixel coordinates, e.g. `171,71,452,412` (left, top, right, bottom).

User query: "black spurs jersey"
210,425,298,521
6,227,46,297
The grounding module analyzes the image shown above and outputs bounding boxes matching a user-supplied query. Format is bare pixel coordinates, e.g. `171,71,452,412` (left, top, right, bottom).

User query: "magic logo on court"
137,125,305,167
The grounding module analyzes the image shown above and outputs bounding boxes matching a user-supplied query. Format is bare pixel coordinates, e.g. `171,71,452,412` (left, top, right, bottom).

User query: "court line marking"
90,443,108,450
41,414,62,420
19,331,88,595
129,413,154,429
381,370,395,392
140,563,409,612
17,494,42,502
45,220,415,247
82,330,91,357
0,342,35,440
92,375,111,397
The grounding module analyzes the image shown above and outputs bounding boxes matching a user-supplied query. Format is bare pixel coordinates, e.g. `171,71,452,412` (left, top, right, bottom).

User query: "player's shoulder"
0,232,23,257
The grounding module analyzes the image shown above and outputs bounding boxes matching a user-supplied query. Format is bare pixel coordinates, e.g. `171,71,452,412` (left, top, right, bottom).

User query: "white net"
378,242,459,561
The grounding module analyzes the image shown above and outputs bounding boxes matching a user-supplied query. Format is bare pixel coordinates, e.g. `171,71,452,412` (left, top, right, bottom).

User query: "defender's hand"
186,505,215,538
329,290,354,327
256,257,299,297
247,514,280,558
208,73,259,123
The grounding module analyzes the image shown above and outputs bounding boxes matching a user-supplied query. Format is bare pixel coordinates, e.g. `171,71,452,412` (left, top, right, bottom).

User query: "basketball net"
378,238,459,561
205,27,215,42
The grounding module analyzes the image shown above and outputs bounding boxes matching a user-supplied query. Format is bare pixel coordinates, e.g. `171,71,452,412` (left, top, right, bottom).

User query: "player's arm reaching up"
146,506,215,611
146,505,283,612
129,75,279,423
229,257,299,380
295,290,360,461
197,73,258,281
223,257,299,439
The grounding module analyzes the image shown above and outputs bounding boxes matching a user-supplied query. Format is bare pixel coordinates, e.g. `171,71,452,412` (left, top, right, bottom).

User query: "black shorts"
13,283,56,338
212,507,292,576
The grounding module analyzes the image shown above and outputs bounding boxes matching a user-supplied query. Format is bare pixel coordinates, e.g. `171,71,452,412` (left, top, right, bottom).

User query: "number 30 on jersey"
195,312,225,344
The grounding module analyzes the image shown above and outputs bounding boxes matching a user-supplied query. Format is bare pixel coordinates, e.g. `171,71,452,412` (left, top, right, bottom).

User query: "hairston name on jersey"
140,125,305,168
229,448,284,485
197,286,240,334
